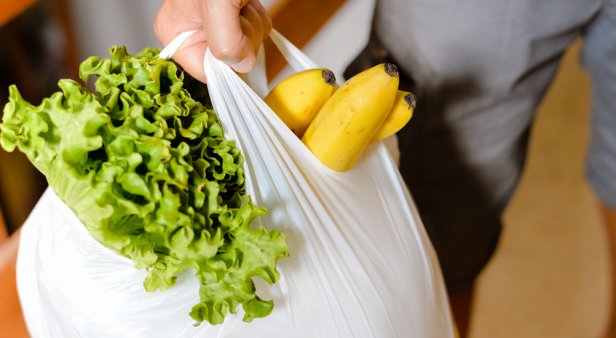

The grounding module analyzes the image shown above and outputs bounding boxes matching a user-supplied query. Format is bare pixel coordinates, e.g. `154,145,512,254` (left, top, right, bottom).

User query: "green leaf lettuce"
0,46,288,325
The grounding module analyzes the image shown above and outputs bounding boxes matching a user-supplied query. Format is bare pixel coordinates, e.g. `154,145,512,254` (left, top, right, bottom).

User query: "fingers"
155,0,209,82
164,29,210,82
239,1,271,49
154,0,203,45
154,0,272,82
248,0,272,40
200,0,271,72
201,0,254,72
240,3,262,51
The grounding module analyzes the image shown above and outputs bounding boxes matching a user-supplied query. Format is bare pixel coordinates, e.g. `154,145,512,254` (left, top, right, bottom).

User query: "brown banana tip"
322,69,336,85
404,93,417,109
384,63,399,77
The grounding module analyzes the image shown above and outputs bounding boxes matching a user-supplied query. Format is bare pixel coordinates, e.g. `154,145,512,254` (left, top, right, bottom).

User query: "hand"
154,0,272,82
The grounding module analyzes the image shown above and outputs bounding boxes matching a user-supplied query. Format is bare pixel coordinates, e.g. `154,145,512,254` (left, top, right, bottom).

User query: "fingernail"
231,55,256,73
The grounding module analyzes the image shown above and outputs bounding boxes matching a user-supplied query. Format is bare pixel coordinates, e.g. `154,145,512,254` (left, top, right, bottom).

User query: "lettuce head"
0,46,288,325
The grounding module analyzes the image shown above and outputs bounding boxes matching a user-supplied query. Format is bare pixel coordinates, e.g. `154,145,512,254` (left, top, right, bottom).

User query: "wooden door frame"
0,0,38,27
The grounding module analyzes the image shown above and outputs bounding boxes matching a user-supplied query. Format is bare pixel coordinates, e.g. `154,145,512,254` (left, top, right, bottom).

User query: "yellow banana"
264,68,336,137
302,63,399,171
372,90,417,141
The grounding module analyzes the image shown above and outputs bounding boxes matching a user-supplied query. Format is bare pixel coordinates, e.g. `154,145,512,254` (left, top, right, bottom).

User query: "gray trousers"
345,0,616,291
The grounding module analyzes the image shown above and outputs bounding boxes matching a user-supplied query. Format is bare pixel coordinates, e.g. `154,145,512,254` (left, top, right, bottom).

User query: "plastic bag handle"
159,29,316,77
158,29,198,60
268,30,318,71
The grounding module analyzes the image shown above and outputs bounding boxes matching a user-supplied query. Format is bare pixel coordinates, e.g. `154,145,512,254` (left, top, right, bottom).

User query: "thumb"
200,0,255,72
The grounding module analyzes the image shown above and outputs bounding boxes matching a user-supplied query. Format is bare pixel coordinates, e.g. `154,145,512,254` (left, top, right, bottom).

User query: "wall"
68,0,164,59
68,0,279,60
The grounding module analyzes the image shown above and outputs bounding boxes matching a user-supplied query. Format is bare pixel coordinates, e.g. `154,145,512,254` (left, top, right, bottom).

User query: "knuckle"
212,43,241,61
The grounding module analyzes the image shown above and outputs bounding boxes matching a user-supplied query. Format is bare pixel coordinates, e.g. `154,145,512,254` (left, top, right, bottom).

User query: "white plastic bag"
17,31,455,338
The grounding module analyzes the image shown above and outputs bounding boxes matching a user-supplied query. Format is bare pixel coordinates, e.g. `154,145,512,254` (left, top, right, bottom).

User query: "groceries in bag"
263,68,336,137
264,63,417,171
372,90,416,141
6,29,455,338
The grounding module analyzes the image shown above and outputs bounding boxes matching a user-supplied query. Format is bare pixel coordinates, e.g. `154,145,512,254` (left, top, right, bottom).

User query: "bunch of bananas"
264,64,416,172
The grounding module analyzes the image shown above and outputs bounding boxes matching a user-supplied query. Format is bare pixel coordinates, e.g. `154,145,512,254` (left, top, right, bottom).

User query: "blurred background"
0,0,608,337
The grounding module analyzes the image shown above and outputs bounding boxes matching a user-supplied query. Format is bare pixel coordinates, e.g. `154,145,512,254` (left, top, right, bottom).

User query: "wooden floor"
470,39,609,338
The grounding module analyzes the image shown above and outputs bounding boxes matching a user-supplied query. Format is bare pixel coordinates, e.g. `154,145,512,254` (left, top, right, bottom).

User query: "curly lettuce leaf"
0,46,288,325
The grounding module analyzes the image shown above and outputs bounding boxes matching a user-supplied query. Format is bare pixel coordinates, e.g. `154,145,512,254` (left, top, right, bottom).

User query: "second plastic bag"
17,31,455,338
